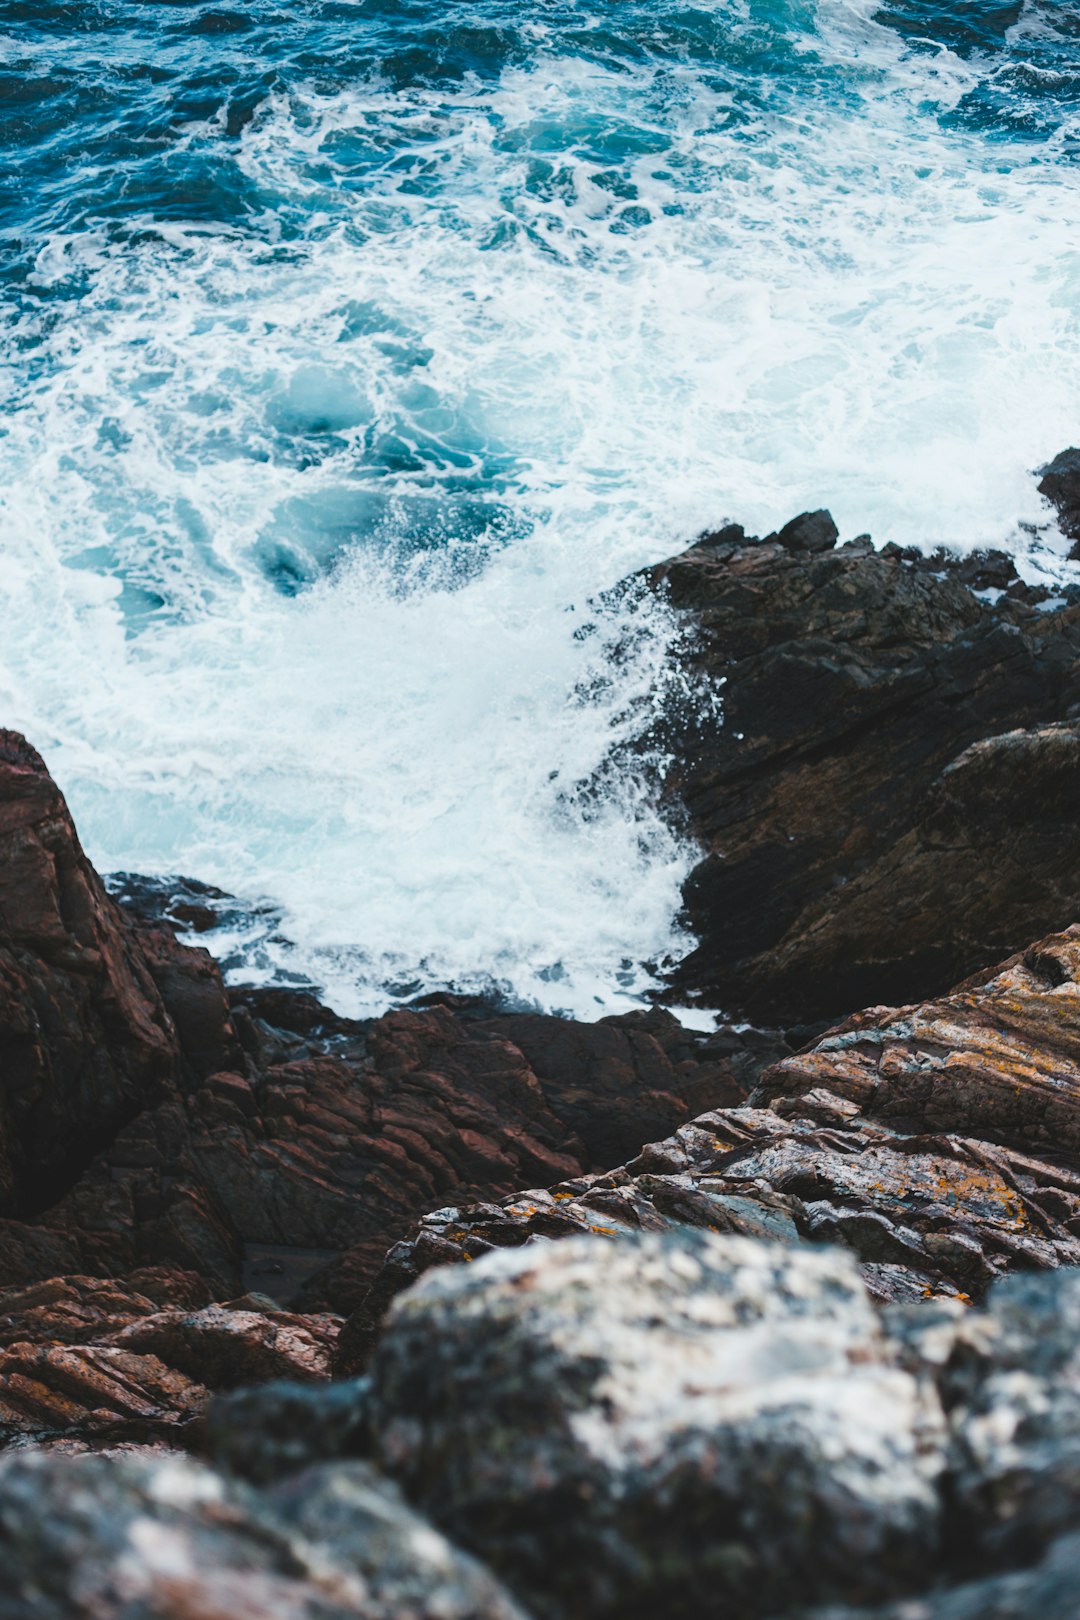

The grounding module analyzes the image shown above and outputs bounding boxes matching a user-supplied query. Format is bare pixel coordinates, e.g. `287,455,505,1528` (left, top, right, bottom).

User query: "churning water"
2,0,1079,1015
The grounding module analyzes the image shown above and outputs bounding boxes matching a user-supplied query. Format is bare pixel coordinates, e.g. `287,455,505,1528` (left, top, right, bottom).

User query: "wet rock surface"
0,732,746,1449
3,493,1080,1616
1038,445,1080,554
643,520,1080,1024
338,925,1080,1365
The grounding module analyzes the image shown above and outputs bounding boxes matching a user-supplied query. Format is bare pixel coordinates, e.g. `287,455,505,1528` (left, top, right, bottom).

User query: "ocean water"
1,0,1079,1017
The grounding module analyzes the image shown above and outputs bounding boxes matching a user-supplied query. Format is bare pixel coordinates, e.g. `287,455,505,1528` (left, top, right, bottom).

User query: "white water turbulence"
2,0,1080,1015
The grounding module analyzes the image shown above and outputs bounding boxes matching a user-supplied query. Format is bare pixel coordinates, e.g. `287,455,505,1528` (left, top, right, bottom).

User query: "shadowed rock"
0,733,177,1213
642,523,1080,1023
1038,445,1080,553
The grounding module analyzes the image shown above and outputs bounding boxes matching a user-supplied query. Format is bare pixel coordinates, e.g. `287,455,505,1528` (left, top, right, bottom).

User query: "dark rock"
0,732,177,1214
129,919,241,1082
942,1268,1080,1566
204,1375,372,1484
1038,445,1080,550
805,1536,1080,1620
767,508,840,553
644,524,1080,1022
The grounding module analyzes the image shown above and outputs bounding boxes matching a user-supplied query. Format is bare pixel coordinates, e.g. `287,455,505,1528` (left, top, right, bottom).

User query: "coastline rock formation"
8,1231,1080,1619
0,730,746,1448
644,519,1080,1025
3,494,1080,1616
337,924,1080,1367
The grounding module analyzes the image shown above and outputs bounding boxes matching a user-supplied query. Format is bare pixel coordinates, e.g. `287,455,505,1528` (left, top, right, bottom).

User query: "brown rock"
339,928,1080,1368
756,924,1080,1149
0,732,177,1213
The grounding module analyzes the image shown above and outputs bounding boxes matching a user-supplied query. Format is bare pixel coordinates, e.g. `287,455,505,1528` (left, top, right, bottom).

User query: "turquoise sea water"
2,1,1079,1014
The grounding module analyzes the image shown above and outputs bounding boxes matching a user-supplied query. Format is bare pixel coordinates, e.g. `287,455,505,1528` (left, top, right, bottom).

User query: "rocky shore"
2,476,1080,1617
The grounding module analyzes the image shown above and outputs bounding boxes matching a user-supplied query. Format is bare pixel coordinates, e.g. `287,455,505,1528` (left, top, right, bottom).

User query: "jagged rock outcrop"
0,734,747,1446
643,522,1080,1024
0,732,178,1214
1039,445,1080,555
0,1273,342,1448
338,925,1080,1368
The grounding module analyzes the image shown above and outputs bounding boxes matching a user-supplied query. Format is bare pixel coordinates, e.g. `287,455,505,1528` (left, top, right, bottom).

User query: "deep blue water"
1,1,1079,1016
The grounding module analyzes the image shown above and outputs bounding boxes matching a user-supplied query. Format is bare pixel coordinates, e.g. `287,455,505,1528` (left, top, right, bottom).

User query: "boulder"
204,1375,372,1484
370,1230,946,1620
0,1449,533,1619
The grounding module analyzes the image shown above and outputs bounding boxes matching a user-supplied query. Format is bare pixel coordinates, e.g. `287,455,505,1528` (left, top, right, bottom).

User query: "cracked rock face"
369,1229,946,1620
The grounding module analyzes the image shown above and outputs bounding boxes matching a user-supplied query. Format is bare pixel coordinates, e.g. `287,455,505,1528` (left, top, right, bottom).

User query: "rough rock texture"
338,925,1080,1367
1038,444,1080,554
757,925,1080,1149
644,523,1080,1023
0,1449,533,1619
10,1231,1080,1620
204,1375,373,1485
0,1273,342,1448
0,732,178,1214
370,1230,945,1620
363,1231,1080,1619
0,733,750,1447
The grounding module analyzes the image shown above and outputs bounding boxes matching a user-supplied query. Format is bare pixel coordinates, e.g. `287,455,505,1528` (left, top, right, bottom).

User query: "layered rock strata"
0,731,745,1447
338,924,1080,1367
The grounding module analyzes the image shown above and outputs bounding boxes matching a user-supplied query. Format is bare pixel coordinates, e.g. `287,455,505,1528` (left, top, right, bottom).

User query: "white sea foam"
2,1,1079,1015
